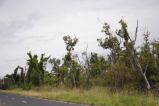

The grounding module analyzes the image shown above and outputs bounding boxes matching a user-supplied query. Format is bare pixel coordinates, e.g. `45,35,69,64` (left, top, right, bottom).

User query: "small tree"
63,35,79,87
97,23,121,65
49,58,62,85
150,40,159,88
26,52,49,86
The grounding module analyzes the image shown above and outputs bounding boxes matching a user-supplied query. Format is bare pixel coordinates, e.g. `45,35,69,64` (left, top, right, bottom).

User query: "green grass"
0,87,159,106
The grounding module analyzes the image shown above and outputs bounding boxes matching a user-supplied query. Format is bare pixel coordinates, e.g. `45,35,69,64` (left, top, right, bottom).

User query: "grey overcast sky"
0,0,159,77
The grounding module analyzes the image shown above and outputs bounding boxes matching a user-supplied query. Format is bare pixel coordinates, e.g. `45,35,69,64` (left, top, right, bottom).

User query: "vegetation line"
0,19,159,106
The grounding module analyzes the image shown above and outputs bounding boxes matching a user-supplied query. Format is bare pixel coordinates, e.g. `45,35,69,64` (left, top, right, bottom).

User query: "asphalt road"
0,93,83,106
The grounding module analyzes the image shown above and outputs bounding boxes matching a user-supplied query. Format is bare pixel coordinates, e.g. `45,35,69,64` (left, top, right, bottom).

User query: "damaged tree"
13,66,25,85
117,20,151,89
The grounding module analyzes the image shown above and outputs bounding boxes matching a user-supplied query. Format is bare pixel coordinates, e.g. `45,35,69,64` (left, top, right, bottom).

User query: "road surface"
0,92,83,106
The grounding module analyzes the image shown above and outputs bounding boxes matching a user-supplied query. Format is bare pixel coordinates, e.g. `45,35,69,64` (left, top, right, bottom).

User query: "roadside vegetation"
1,86,159,106
0,19,159,106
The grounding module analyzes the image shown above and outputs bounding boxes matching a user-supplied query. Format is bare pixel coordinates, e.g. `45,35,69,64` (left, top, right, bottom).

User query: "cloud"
0,13,40,45
0,0,159,77
0,0,6,8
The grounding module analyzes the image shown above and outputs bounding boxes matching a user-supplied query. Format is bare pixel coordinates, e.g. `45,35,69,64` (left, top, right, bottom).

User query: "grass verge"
0,86,159,106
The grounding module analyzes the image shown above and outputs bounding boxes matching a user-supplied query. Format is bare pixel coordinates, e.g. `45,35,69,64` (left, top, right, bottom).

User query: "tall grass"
1,86,159,106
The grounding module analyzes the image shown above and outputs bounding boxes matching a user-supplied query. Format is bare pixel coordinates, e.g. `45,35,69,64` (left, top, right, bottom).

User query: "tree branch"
134,20,138,43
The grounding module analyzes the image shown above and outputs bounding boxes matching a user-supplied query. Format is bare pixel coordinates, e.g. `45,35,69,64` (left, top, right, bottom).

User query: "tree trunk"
127,44,151,89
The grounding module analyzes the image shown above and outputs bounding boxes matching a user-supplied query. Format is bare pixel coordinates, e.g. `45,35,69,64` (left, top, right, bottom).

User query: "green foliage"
139,33,159,88
13,66,25,86
63,35,80,88
26,52,49,86
63,35,78,52
49,58,62,85
22,83,32,90
1,19,159,92
104,63,136,89
44,72,57,86
1,18,159,106
97,23,121,64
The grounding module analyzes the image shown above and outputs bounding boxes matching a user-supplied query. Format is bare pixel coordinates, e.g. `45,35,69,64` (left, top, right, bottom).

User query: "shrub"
104,63,136,89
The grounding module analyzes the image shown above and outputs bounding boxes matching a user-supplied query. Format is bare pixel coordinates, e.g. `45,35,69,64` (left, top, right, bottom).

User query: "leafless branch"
134,20,138,43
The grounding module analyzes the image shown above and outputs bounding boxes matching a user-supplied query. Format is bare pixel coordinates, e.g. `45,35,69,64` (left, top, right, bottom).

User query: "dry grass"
1,86,159,106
